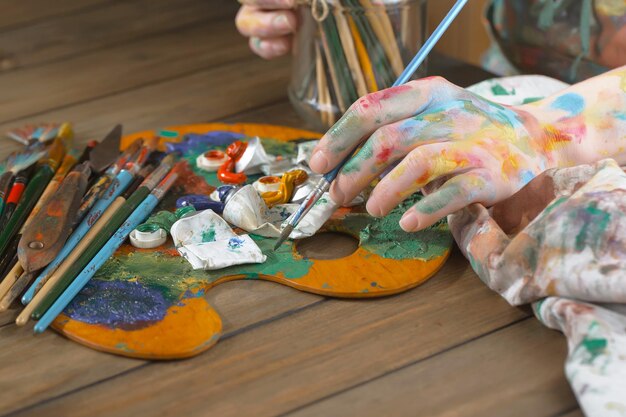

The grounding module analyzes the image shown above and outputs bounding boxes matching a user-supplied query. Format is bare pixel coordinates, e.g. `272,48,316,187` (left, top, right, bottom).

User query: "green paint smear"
522,97,544,104
201,228,216,242
580,337,607,363
182,137,298,188
491,83,515,96
95,252,209,302
341,194,452,261
94,234,314,302
574,203,611,252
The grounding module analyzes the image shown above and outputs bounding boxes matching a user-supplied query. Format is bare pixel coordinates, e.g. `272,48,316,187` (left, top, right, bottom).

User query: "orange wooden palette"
51,123,452,359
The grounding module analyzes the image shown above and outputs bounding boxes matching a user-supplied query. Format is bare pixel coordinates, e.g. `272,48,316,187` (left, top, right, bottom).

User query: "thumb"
448,203,511,285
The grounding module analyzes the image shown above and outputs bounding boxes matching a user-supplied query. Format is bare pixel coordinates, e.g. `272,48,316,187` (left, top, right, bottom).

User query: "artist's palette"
51,123,453,359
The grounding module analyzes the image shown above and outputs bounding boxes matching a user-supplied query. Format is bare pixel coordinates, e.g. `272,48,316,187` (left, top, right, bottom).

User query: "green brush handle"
0,171,15,219
0,166,54,257
31,187,150,319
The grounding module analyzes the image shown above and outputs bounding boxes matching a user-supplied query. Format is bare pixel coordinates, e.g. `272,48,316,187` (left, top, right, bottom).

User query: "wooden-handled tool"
18,162,91,273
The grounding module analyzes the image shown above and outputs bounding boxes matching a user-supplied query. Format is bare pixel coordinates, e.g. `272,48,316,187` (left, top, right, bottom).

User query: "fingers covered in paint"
398,169,499,231
309,77,458,174
236,6,297,38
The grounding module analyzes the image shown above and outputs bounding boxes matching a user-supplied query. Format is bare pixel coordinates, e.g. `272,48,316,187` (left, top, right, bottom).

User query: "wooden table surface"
0,1,582,416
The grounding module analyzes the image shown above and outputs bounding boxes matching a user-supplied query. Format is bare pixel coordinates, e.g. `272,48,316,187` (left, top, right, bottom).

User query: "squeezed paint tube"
170,209,266,270
221,185,337,239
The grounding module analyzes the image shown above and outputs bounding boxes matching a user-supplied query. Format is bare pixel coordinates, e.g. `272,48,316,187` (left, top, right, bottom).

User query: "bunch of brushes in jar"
291,0,424,127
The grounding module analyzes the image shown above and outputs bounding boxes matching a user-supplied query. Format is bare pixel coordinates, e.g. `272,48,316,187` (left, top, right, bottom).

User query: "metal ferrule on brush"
140,155,175,191
289,176,330,228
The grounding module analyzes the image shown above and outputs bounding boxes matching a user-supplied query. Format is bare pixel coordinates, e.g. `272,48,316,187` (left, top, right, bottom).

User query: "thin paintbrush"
274,0,469,250
0,166,35,232
0,147,46,219
34,162,184,333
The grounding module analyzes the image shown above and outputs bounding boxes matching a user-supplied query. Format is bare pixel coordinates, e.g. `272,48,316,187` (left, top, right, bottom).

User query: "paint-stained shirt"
484,0,626,82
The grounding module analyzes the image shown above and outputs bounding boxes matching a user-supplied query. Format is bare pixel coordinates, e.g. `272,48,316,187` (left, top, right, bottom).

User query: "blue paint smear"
519,170,535,186
65,280,169,330
551,93,585,116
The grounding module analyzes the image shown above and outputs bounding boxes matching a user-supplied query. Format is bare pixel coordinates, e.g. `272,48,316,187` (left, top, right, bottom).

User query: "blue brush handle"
34,194,159,333
22,170,133,305
323,154,351,183
394,0,468,87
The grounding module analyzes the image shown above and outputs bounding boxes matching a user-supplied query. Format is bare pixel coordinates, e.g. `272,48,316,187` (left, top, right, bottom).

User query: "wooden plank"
287,319,577,417
0,0,238,70
0,280,321,415
10,253,529,417
0,54,292,158
0,0,110,31
0,18,252,126
557,410,584,417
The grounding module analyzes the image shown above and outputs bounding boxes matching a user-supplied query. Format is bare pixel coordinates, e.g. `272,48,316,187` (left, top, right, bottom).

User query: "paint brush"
0,147,46,219
0,139,65,259
274,0,469,250
21,162,154,306
33,162,184,333
16,157,171,325
0,166,35,232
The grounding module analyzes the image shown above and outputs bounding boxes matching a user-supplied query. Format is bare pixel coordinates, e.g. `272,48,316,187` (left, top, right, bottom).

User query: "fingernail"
330,182,345,205
273,14,293,31
399,212,419,231
309,150,328,172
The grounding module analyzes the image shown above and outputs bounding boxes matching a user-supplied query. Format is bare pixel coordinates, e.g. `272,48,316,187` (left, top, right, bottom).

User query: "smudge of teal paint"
342,142,373,174
322,282,332,289
342,194,452,261
201,228,216,242
413,185,460,215
543,196,568,215
115,342,135,352
522,97,543,104
574,203,611,252
580,336,607,363
551,93,585,116
612,111,626,121
491,83,515,96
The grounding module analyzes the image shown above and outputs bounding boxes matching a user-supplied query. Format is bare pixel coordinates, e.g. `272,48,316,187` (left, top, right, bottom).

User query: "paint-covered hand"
235,0,297,59
308,77,557,231
309,69,626,232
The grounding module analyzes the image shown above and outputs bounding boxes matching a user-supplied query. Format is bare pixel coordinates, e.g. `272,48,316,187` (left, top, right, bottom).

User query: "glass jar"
289,0,427,131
